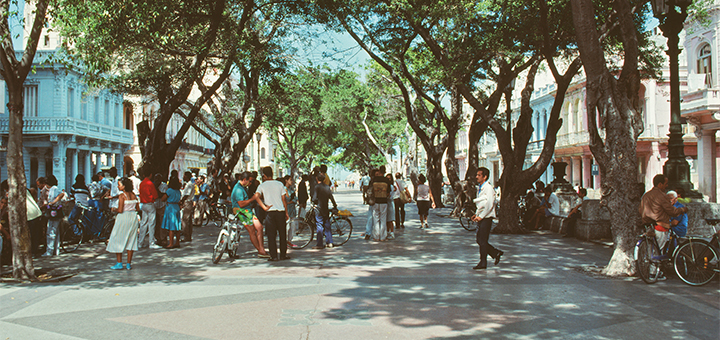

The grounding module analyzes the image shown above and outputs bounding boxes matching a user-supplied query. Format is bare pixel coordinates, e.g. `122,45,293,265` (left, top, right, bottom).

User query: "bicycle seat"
706,219,720,225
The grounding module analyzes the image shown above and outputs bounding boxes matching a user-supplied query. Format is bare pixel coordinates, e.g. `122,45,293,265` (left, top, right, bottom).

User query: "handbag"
399,189,412,203
364,185,375,205
45,204,64,220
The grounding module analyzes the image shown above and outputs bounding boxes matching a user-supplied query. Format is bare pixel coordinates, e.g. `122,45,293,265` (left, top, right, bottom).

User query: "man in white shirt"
256,166,289,261
471,167,504,270
107,167,121,209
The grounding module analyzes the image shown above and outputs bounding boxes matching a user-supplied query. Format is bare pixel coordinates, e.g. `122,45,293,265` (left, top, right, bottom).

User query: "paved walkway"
1,189,718,339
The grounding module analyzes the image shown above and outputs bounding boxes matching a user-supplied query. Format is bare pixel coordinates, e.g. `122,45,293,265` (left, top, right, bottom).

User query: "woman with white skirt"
106,177,140,270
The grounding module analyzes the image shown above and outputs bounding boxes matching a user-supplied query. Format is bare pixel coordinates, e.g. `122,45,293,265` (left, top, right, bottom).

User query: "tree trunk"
7,90,35,280
572,0,643,276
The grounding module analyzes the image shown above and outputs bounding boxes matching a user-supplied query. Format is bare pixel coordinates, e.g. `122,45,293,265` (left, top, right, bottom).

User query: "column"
698,129,717,202
94,152,102,173
84,151,92,183
572,156,582,188
582,155,593,191
106,152,113,169
69,148,79,186
51,136,68,190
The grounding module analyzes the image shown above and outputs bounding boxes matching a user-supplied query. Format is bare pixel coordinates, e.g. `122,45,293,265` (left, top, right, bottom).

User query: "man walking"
312,173,337,249
256,167,290,261
370,168,391,241
139,168,160,249
472,167,503,270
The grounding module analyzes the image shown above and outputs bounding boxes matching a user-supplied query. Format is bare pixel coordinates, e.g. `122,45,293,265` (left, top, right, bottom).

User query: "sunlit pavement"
1,188,718,339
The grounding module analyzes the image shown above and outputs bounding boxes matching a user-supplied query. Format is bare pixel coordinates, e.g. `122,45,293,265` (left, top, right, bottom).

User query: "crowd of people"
0,162,510,272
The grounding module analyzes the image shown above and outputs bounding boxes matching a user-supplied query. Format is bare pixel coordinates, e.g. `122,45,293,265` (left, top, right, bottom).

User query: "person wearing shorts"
230,171,270,258
416,174,435,229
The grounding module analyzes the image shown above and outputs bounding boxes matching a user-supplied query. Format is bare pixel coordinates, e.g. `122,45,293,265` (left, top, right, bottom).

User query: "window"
81,95,87,120
261,147,266,159
104,100,110,125
44,35,49,47
94,97,99,123
697,44,712,86
24,85,38,116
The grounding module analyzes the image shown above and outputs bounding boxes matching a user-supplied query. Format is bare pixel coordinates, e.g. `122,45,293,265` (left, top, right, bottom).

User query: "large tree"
54,0,261,178
391,0,582,232
0,0,51,280
570,0,656,275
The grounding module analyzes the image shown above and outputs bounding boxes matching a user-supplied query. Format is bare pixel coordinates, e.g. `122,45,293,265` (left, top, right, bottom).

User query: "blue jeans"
365,205,373,236
316,211,333,246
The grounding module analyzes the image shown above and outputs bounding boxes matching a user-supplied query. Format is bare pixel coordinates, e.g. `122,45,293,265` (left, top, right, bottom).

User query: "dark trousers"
476,218,499,266
565,210,581,236
29,217,45,255
264,211,287,259
394,198,405,226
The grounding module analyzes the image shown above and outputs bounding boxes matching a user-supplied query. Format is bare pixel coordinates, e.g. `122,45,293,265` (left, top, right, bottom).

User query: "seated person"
532,185,560,230
523,191,542,227
667,189,687,238
563,188,588,237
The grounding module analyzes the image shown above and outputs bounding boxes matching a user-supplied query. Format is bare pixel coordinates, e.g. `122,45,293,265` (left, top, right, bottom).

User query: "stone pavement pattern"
1,189,718,339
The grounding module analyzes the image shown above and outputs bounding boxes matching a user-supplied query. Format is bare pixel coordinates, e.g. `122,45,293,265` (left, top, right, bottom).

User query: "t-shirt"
314,183,335,218
417,184,430,201
257,180,286,212
71,186,90,206
230,183,249,210
547,192,560,216
392,179,406,200
110,177,120,209
370,176,391,204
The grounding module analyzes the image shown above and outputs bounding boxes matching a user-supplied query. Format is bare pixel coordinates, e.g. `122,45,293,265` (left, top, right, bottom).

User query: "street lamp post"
652,0,701,197
256,132,262,171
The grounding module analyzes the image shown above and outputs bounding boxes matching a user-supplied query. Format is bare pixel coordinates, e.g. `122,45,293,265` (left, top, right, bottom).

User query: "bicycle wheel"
460,208,476,231
673,239,718,286
289,218,313,249
636,237,662,284
98,216,115,242
212,232,228,264
331,217,353,246
60,222,83,253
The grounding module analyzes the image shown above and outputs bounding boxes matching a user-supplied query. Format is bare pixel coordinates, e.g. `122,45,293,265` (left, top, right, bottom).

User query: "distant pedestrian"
370,169,391,241
181,171,195,242
297,174,309,219
256,167,289,261
416,174,435,229
385,173,396,240
472,167,503,270
161,177,182,248
106,178,140,270
139,168,160,248
41,175,65,257
312,173,337,249
393,173,409,229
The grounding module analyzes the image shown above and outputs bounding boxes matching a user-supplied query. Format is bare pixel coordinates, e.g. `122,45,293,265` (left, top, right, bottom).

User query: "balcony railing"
0,117,133,144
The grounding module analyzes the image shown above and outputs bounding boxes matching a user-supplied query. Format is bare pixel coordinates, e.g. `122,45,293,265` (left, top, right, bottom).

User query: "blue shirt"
670,201,688,237
230,182,249,210
195,183,209,201
166,188,182,204
100,178,112,190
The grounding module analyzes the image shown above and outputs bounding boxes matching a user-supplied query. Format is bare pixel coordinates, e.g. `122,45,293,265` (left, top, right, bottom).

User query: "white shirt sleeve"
474,182,496,219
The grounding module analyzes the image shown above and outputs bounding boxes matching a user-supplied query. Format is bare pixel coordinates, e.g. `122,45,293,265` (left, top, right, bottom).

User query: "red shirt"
139,178,158,203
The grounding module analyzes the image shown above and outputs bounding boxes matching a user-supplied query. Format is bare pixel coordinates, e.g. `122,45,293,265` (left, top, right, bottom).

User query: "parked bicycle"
59,203,114,253
201,199,228,226
634,223,682,284
673,219,720,286
211,213,242,264
287,205,353,249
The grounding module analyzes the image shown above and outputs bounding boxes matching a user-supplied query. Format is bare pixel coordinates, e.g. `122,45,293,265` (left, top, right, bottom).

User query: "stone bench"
575,199,611,241
542,215,567,233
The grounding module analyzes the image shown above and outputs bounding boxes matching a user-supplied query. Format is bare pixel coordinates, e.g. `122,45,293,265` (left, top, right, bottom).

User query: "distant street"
1,189,718,340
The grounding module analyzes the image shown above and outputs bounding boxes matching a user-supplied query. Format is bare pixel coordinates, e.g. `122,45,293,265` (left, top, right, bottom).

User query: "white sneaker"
326,243,334,248
387,232,395,240
149,243,162,249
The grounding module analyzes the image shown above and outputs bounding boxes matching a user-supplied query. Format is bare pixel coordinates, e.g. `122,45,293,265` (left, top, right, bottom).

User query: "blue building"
0,2,133,190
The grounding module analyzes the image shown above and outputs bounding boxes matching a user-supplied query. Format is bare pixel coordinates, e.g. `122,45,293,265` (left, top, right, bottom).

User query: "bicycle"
288,205,353,249
459,203,477,231
59,203,115,253
202,199,228,226
634,223,681,284
673,219,720,286
211,213,242,264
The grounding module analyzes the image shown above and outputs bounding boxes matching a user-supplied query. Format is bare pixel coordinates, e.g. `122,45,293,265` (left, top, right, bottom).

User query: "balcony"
682,88,720,117
0,117,133,144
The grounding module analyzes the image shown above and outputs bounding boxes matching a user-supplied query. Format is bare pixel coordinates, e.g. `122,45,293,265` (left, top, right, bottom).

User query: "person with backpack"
370,169,392,241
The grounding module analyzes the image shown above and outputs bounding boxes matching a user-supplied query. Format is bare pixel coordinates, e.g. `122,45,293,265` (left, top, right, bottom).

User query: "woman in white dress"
106,177,140,270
